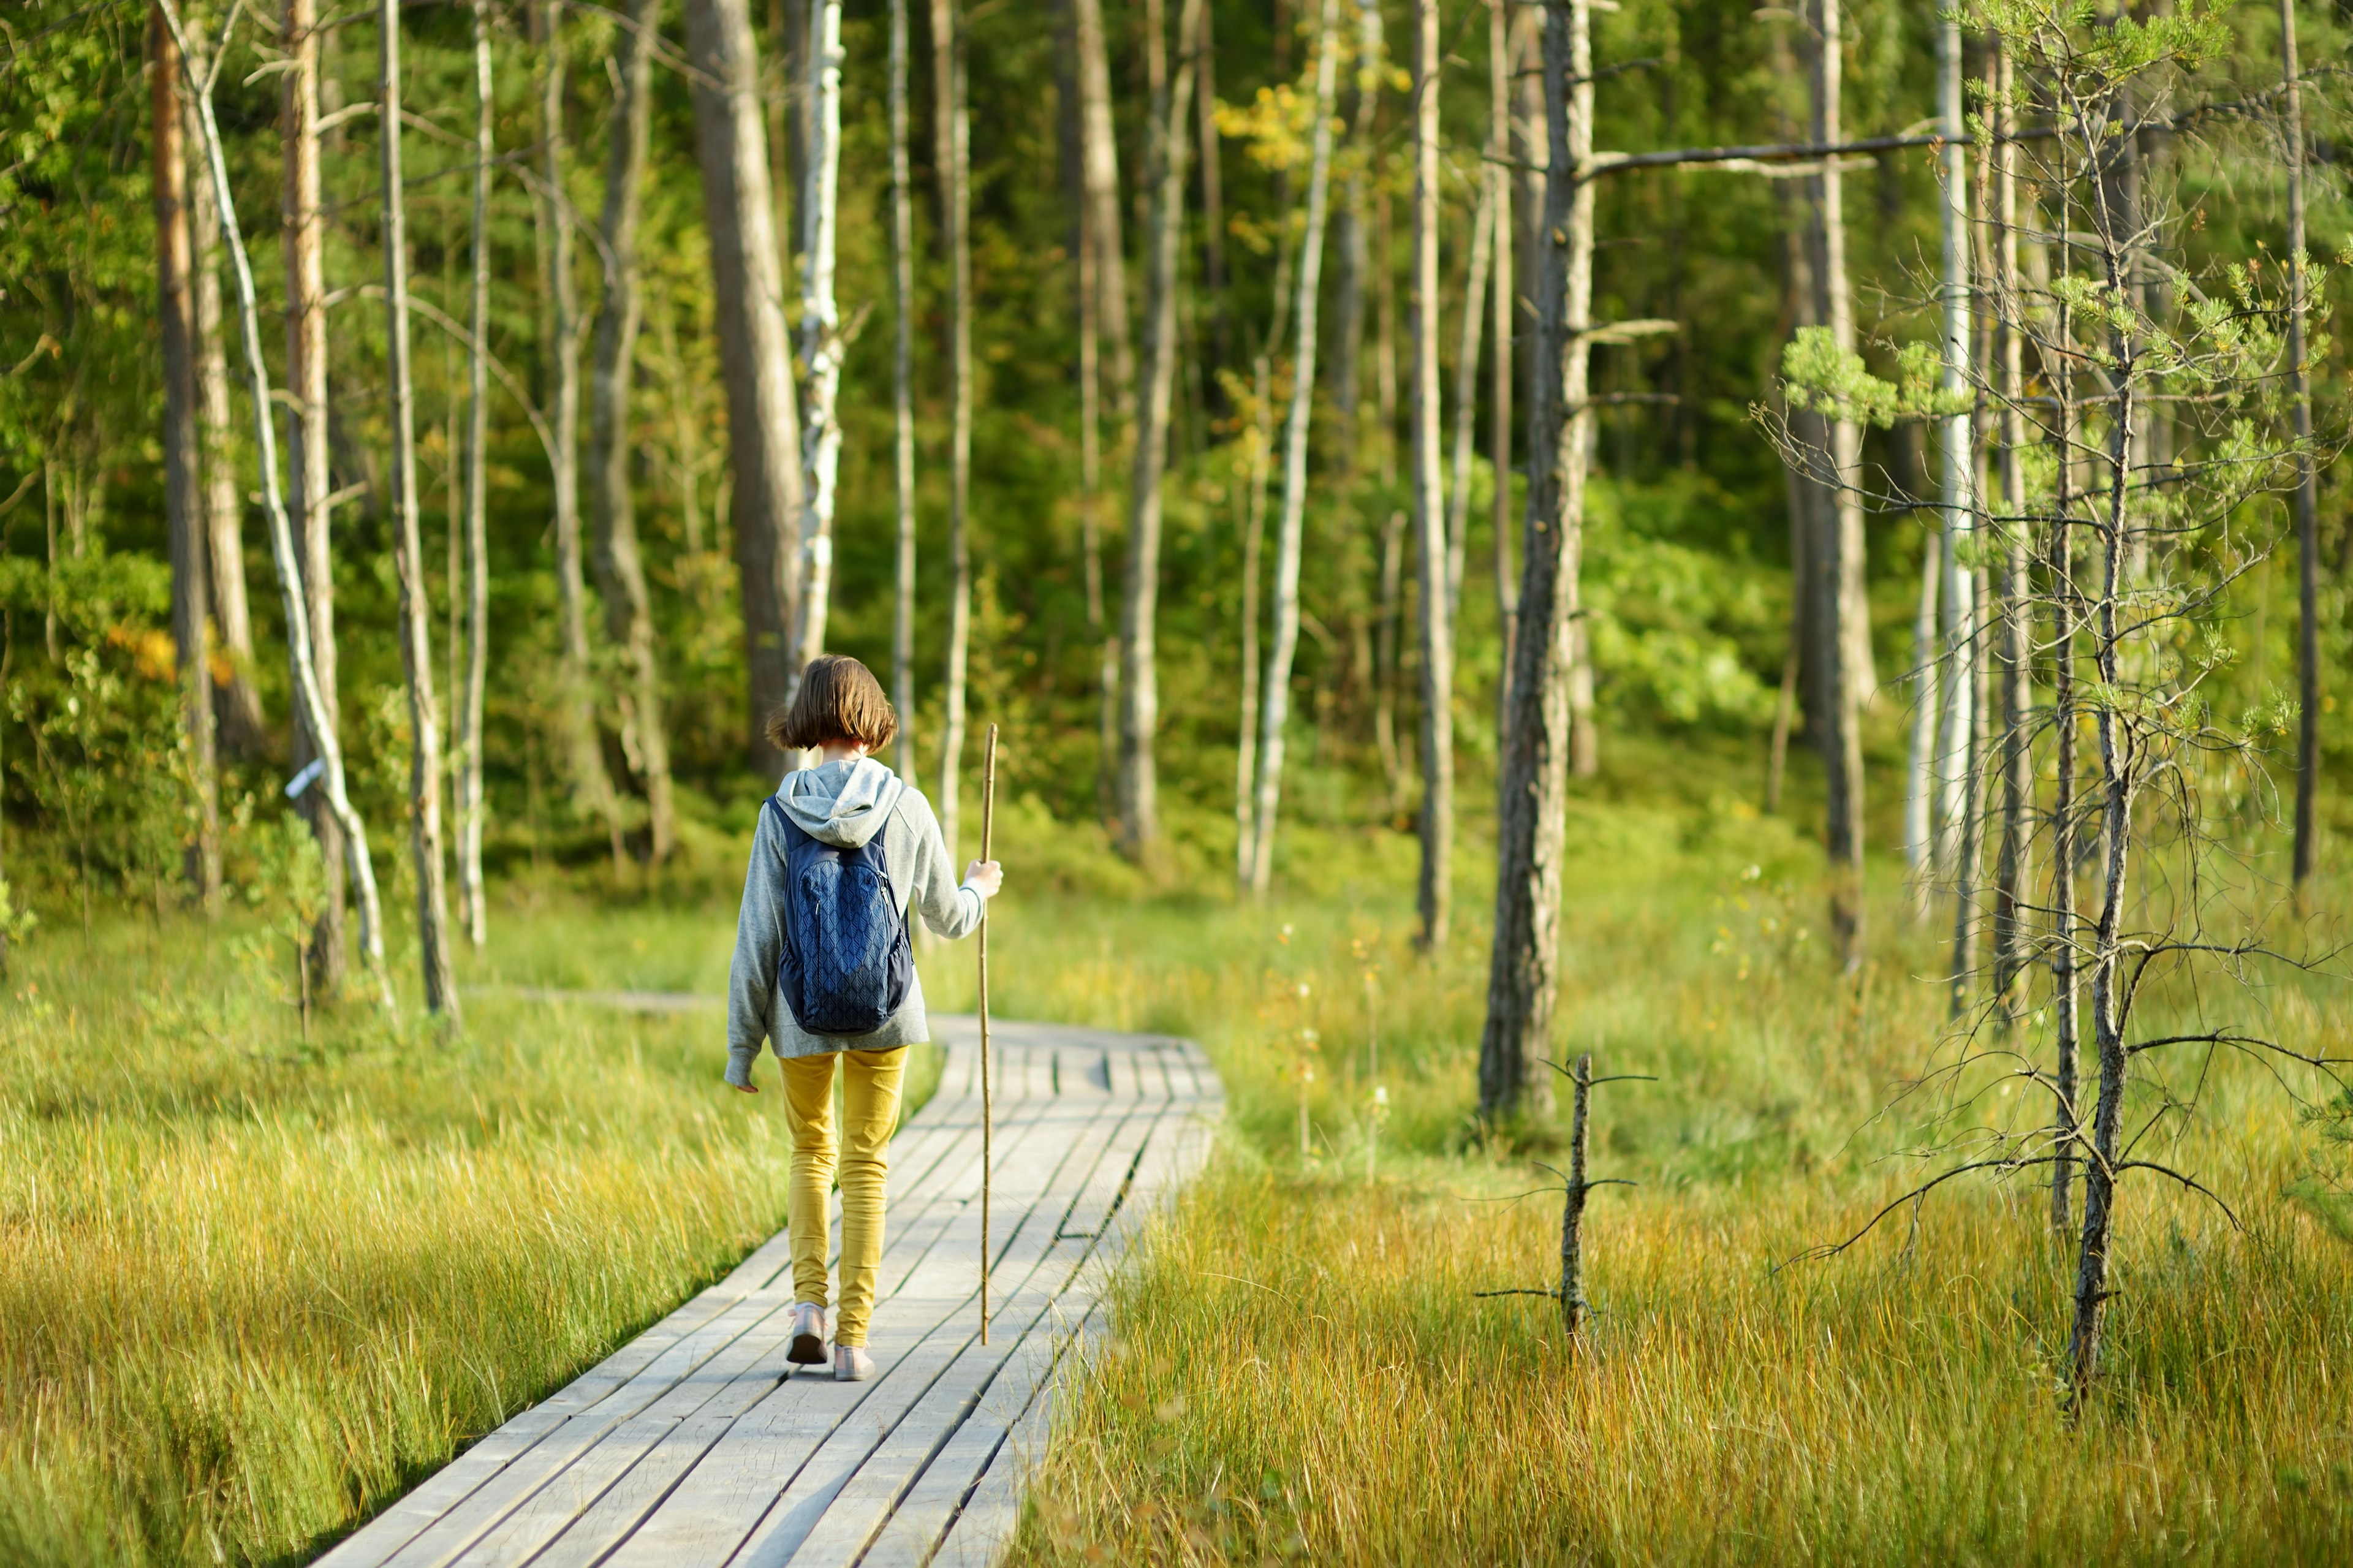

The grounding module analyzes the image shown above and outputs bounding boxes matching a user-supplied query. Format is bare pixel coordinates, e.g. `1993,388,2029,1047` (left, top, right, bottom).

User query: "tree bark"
457,0,496,942
1194,0,1228,395
1813,0,1866,964
587,0,677,862
891,0,918,781
1115,0,1206,862
2283,0,2320,890
1905,521,1941,914
1248,0,1343,896
1990,42,2033,1022
931,0,973,863
1071,0,1132,424
151,8,221,911
1445,167,1492,638
686,0,805,778
159,0,390,1007
381,0,460,1021
280,0,347,992
1411,0,1452,950
1236,355,1271,884
534,3,624,850
175,63,265,761
1489,0,1516,746
1476,0,1594,1123
1327,0,1382,480
791,0,846,686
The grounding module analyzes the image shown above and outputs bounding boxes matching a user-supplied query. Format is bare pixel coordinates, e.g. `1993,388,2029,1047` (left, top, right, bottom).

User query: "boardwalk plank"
309,1023,1216,1568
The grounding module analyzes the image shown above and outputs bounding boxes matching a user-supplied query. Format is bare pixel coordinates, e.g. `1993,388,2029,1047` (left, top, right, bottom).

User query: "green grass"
2,769,2348,1564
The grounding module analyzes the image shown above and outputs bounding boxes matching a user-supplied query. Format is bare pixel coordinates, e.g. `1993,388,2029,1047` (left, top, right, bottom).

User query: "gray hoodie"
725,757,984,1085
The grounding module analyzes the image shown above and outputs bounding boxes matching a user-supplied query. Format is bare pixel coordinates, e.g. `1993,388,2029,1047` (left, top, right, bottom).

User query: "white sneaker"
787,1303,828,1367
834,1344,875,1382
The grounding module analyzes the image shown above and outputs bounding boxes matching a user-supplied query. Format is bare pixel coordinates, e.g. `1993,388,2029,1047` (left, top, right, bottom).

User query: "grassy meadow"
1,745,2349,1564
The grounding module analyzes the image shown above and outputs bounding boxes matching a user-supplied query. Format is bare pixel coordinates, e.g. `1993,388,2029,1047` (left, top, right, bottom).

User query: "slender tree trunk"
381,0,460,1021
1195,0,1228,394
932,0,974,863
1072,0,1132,423
1411,0,1452,949
151,9,221,911
176,74,265,760
1931,0,1975,908
280,0,347,992
2047,149,2081,1237
1490,0,1516,746
457,0,495,942
1116,0,1206,861
1446,178,1493,638
792,0,846,687
1236,354,1271,884
2283,0,2320,890
2069,325,2137,1400
686,0,805,777
1991,44,2033,1022
891,0,918,781
588,0,676,862
161,0,391,1006
1906,522,1941,913
1814,0,1866,964
1248,0,1342,896
1476,0,1593,1121
534,4,623,851
1081,184,1116,824
1328,0,1382,480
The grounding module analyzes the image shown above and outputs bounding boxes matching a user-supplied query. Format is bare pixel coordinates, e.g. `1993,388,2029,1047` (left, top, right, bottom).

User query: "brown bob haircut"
767,654,900,754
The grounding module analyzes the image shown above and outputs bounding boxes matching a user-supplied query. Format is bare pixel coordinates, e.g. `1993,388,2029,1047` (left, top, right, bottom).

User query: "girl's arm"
907,792,990,940
724,802,790,1088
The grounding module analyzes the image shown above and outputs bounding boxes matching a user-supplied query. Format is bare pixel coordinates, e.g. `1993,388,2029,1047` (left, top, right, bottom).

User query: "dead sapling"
1476,1053,1654,1343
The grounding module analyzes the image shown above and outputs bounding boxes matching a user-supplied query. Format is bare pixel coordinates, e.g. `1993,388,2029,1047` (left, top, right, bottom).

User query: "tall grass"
996,794,2353,1564
0,892,817,1566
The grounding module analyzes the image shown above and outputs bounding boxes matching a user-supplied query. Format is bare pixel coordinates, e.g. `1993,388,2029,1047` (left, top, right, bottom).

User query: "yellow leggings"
781,1045,908,1347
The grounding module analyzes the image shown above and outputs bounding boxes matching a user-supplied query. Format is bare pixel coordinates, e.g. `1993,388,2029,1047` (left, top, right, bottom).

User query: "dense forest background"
1,0,2345,912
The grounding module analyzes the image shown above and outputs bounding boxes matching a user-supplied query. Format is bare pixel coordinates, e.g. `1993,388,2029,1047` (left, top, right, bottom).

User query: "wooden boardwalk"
316,1016,1221,1568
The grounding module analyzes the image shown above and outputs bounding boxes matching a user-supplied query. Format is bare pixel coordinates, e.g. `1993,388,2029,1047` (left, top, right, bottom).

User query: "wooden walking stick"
977,722,998,1346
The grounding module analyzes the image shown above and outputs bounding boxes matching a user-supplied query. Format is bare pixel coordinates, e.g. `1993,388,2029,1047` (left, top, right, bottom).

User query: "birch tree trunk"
1082,183,1116,824
1115,0,1205,862
1072,0,1132,422
686,0,805,777
280,0,347,991
534,4,624,852
1445,167,1492,637
1248,0,1343,896
931,0,973,863
2283,0,2320,890
1327,0,1382,480
151,8,221,911
158,0,390,1005
175,67,265,760
890,0,918,781
457,0,494,942
1489,0,1516,744
1931,0,1976,918
1906,523,1941,914
1813,0,1867,964
1411,0,1452,949
792,0,846,681
1235,354,1271,884
381,0,460,1021
588,0,677,862
1990,43,2033,1020
1476,0,1594,1121
1194,0,1228,390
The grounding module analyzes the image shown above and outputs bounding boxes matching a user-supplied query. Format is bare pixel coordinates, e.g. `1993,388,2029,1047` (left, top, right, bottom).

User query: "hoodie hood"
776,757,904,849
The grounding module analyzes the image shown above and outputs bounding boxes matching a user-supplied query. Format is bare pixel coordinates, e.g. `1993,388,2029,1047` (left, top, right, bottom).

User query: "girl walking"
726,655,1003,1381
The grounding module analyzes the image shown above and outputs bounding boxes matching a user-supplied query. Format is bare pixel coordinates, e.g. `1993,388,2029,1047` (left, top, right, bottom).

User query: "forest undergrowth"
0,763,2347,1565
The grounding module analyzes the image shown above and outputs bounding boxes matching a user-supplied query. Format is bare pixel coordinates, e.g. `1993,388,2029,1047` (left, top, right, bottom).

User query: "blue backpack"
766,782,914,1036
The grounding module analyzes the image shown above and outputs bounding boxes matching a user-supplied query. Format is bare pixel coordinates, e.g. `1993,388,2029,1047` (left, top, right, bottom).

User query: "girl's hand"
964,858,1004,898
732,1081,759,1094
